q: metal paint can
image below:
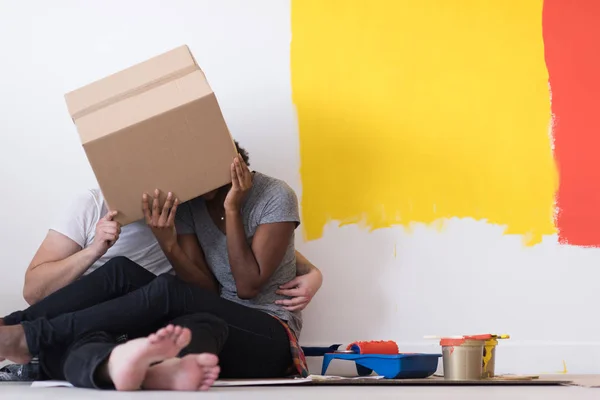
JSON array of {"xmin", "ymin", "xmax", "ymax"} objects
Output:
[
  {"xmin": 440, "ymin": 338, "xmax": 485, "ymax": 381},
  {"xmin": 482, "ymin": 338, "xmax": 498, "ymax": 378}
]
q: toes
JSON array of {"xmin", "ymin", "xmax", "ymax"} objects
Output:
[
  {"xmin": 196, "ymin": 353, "xmax": 219, "ymax": 367},
  {"xmin": 199, "ymin": 380, "xmax": 216, "ymax": 391},
  {"xmin": 175, "ymin": 328, "xmax": 192, "ymax": 348},
  {"xmin": 199, "ymin": 372, "xmax": 219, "ymax": 391},
  {"xmin": 171, "ymin": 325, "xmax": 183, "ymax": 341},
  {"xmin": 203, "ymin": 366, "xmax": 220, "ymax": 381},
  {"xmin": 173, "ymin": 325, "xmax": 182, "ymax": 335},
  {"xmin": 155, "ymin": 328, "xmax": 168, "ymax": 339},
  {"xmin": 202, "ymin": 366, "xmax": 220, "ymax": 377},
  {"xmin": 157, "ymin": 324, "xmax": 176, "ymax": 338}
]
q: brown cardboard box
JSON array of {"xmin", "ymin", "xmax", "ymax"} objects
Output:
[{"xmin": 65, "ymin": 45, "xmax": 237, "ymax": 225}]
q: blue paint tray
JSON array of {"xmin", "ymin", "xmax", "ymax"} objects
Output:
[{"xmin": 321, "ymin": 353, "xmax": 441, "ymax": 379}]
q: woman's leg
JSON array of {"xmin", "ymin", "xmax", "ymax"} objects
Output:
[
  {"xmin": 2, "ymin": 257, "xmax": 156, "ymax": 325},
  {"xmin": 164, "ymin": 312, "xmax": 290, "ymax": 378},
  {"xmin": 142, "ymin": 354, "xmax": 220, "ymax": 391},
  {"xmin": 168, "ymin": 313, "xmax": 229, "ymax": 357},
  {"xmin": 1, "ymin": 274, "xmax": 292, "ymax": 375},
  {"xmin": 63, "ymin": 325, "xmax": 219, "ymax": 391},
  {"xmin": 54, "ymin": 331, "xmax": 119, "ymax": 386},
  {"xmin": 218, "ymin": 316, "xmax": 292, "ymax": 378},
  {"xmin": 63, "ymin": 326, "xmax": 186, "ymax": 390}
]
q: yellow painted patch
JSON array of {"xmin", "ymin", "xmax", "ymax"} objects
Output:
[{"xmin": 291, "ymin": 0, "xmax": 558, "ymax": 244}]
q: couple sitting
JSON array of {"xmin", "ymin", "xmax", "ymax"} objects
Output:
[{"xmin": 0, "ymin": 142, "xmax": 322, "ymax": 390}]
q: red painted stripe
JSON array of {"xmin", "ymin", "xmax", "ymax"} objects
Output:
[{"xmin": 544, "ymin": 0, "xmax": 600, "ymax": 246}]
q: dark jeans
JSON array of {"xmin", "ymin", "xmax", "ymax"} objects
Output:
[
  {"xmin": 6, "ymin": 256, "xmax": 292, "ymax": 381},
  {"xmin": 62, "ymin": 313, "xmax": 229, "ymax": 389},
  {"xmin": 3, "ymin": 256, "xmax": 158, "ymax": 380},
  {"xmin": 4, "ymin": 256, "xmax": 157, "ymax": 326}
]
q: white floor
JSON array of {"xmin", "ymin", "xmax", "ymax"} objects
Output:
[{"xmin": 1, "ymin": 382, "xmax": 599, "ymax": 400}]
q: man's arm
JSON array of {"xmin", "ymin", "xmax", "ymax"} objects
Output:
[
  {"xmin": 295, "ymin": 250, "xmax": 321, "ymax": 276},
  {"xmin": 23, "ymin": 231, "xmax": 101, "ymax": 304},
  {"xmin": 274, "ymin": 250, "xmax": 323, "ymax": 311},
  {"xmin": 24, "ymin": 210, "xmax": 120, "ymax": 305}
]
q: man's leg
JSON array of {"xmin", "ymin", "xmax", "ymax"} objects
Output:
[
  {"xmin": 3, "ymin": 256, "xmax": 156, "ymax": 326},
  {"xmin": 8, "ymin": 274, "xmax": 203, "ymax": 357},
  {"xmin": 2, "ymin": 274, "xmax": 291, "ymax": 376},
  {"xmin": 0, "ymin": 360, "xmax": 39, "ymax": 381}
]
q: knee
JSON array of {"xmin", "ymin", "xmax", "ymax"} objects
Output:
[
  {"xmin": 144, "ymin": 274, "xmax": 180, "ymax": 299},
  {"xmin": 97, "ymin": 256, "xmax": 134, "ymax": 273},
  {"xmin": 98, "ymin": 256, "xmax": 147, "ymax": 277},
  {"xmin": 152, "ymin": 273, "xmax": 179, "ymax": 289},
  {"xmin": 170, "ymin": 313, "xmax": 228, "ymax": 332}
]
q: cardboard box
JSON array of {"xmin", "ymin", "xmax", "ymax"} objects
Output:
[{"xmin": 65, "ymin": 45, "xmax": 237, "ymax": 225}]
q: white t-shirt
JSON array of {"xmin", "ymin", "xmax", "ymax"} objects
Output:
[{"xmin": 50, "ymin": 188, "xmax": 172, "ymax": 275}]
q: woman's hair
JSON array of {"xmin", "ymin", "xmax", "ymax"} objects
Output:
[{"xmin": 234, "ymin": 140, "xmax": 250, "ymax": 167}]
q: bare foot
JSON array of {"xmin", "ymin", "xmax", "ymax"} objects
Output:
[
  {"xmin": 143, "ymin": 353, "xmax": 220, "ymax": 391},
  {"xmin": 106, "ymin": 324, "xmax": 191, "ymax": 391},
  {"xmin": 0, "ymin": 325, "xmax": 31, "ymax": 364}
]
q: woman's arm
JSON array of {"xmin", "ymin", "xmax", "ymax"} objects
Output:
[
  {"xmin": 142, "ymin": 190, "xmax": 219, "ymax": 293},
  {"xmin": 162, "ymin": 234, "xmax": 219, "ymax": 293},
  {"xmin": 225, "ymin": 209, "xmax": 295, "ymax": 299},
  {"xmin": 224, "ymin": 156, "xmax": 297, "ymax": 299}
]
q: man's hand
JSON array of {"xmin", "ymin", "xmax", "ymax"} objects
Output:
[
  {"xmin": 89, "ymin": 211, "xmax": 121, "ymax": 256},
  {"xmin": 275, "ymin": 268, "xmax": 323, "ymax": 312},
  {"xmin": 143, "ymin": 189, "xmax": 179, "ymax": 252}
]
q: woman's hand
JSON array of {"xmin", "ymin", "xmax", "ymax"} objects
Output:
[
  {"xmin": 275, "ymin": 268, "xmax": 323, "ymax": 312},
  {"xmin": 142, "ymin": 189, "xmax": 179, "ymax": 252},
  {"xmin": 224, "ymin": 155, "xmax": 253, "ymax": 213}
]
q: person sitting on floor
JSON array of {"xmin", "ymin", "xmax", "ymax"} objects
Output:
[
  {"xmin": 0, "ymin": 142, "xmax": 310, "ymax": 387},
  {"xmin": 0, "ymin": 164, "xmax": 322, "ymax": 381}
]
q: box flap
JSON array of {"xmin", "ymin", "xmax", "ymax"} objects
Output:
[
  {"xmin": 64, "ymin": 45, "xmax": 197, "ymax": 123},
  {"xmin": 74, "ymin": 70, "xmax": 213, "ymax": 144}
]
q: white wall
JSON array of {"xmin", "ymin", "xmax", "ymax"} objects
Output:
[{"xmin": 0, "ymin": 0, "xmax": 599, "ymax": 375}]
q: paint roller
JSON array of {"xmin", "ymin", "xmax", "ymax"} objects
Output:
[{"xmin": 344, "ymin": 340, "xmax": 399, "ymax": 355}]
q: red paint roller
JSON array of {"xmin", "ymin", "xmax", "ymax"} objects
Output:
[{"xmin": 346, "ymin": 340, "xmax": 399, "ymax": 355}]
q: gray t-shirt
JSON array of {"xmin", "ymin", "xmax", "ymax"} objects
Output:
[{"xmin": 175, "ymin": 172, "xmax": 302, "ymax": 338}]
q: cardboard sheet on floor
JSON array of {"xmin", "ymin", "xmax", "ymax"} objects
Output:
[
  {"xmin": 304, "ymin": 375, "xmax": 569, "ymax": 386},
  {"xmin": 31, "ymin": 375, "xmax": 588, "ymax": 388},
  {"xmin": 550, "ymin": 375, "xmax": 600, "ymax": 388},
  {"xmin": 31, "ymin": 377, "xmax": 313, "ymax": 388}
]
